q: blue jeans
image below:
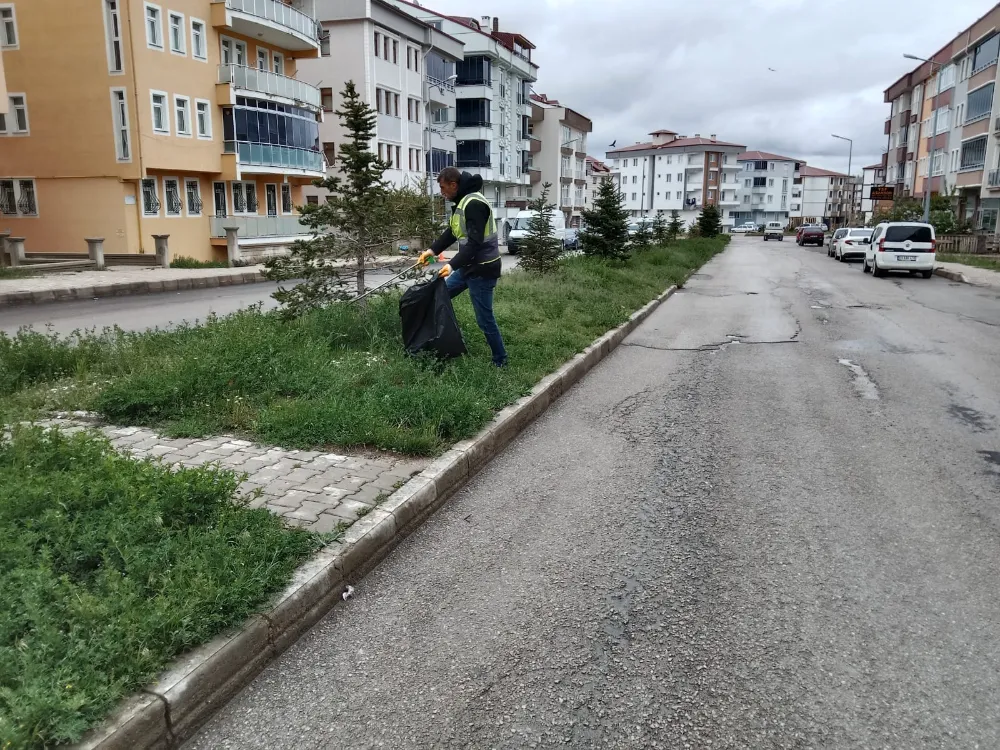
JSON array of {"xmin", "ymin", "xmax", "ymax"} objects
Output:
[{"xmin": 446, "ymin": 268, "xmax": 507, "ymax": 366}]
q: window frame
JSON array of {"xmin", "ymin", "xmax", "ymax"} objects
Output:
[
  {"xmin": 168, "ymin": 10, "xmax": 186, "ymax": 55},
  {"xmin": 110, "ymin": 87, "xmax": 132, "ymax": 162},
  {"xmin": 320, "ymin": 87, "xmax": 334, "ymax": 112},
  {"xmin": 0, "ymin": 179, "xmax": 38, "ymax": 218},
  {"xmin": 281, "ymin": 183, "xmax": 293, "ymax": 214},
  {"xmin": 264, "ymin": 182, "xmax": 279, "ymax": 217},
  {"xmin": 256, "ymin": 46, "xmax": 269, "ymax": 71},
  {"xmin": 195, "ymin": 98, "xmax": 212, "ymax": 139},
  {"xmin": 103, "ymin": 0, "xmax": 125, "ymax": 74},
  {"xmin": 232, "ymin": 180, "xmax": 259, "ymax": 215},
  {"xmin": 0, "ymin": 3, "xmax": 18, "ymax": 49},
  {"xmin": 162, "ymin": 176, "xmax": 183, "ymax": 217},
  {"xmin": 174, "ymin": 94, "xmax": 192, "ymax": 137},
  {"xmin": 190, "ymin": 18, "xmax": 207, "ymax": 61},
  {"xmin": 150, "ymin": 90, "xmax": 170, "ymax": 135},
  {"xmin": 272, "ymin": 51, "xmax": 284, "ymax": 76},
  {"xmin": 144, "ymin": 2, "xmax": 163, "ymax": 50},
  {"xmin": 185, "ymin": 178, "xmax": 203, "ymax": 216},
  {"xmin": 141, "ymin": 177, "xmax": 161, "ymax": 216},
  {"xmin": 7, "ymin": 93, "xmax": 29, "ymax": 135}
]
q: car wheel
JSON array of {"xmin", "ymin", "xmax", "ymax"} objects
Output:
[
  {"xmin": 872, "ymin": 257, "xmax": 885, "ymax": 277},
  {"xmin": 839, "ymin": 252, "xmax": 847, "ymax": 263},
  {"xmin": 779, "ymin": 236, "xmax": 784, "ymax": 241},
  {"xmin": 922, "ymin": 270, "xmax": 933, "ymax": 279},
  {"xmin": 862, "ymin": 256, "xmax": 870, "ymax": 273}
]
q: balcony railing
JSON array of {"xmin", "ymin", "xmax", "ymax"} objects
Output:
[
  {"xmin": 210, "ymin": 214, "xmax": 311, "ymax": 239},
  {"xmin": 219, "ymin": 64, "xmax": 321, "ymax": 109},
  {"xmin": 218, "ymin": 0, "xmax": 319, "ymax": 43},
  {"xmin": 454, "ymin": 120, "xmax": 492, "ymax": 128},
  {"xmin": 426, "ymin": 75, "xmax": 455, "ymax": 92},
  {"xmin": 225, "ymin": 141, "xmax": 325, "ymax": 173},
  {"xmin": 456, "ymin": 159, "xmax": 491, "ymax": 168}
]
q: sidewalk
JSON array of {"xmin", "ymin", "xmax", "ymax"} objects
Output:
[
  {"xmin": 0, "ymin": 255, "xmax": 410, "ymax": 307},
  {"xmin": 935, "ymin": 260, "xmax": 1000, "ymax": 288}
]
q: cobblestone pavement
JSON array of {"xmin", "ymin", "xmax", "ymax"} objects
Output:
[{"xmin": 37, "ymin": 417, "xmax": 426, "ymax": 533}]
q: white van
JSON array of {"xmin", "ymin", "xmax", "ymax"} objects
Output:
[
  {"xmin": 506, "ymin": 210, "xmax": 567, "ymax": 254},
  {"xmin": 763, "ymin": 221, "xmax": 785, "ymax": 241},
  {"xmin": 862, "ymin": 222, "xmax": 936, "ymax": 278}
]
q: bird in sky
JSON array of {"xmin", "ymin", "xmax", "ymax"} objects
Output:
[
  {"xmin": 609, "ymin": 139, "xmax": 617, "ymax": 147},
  {"xmin": 768, "ymin": 67, "xmax": 777, "ymax": 72}
]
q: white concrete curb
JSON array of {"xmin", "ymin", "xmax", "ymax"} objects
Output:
[{"xmin": 73, "ymin": 285, "xmax": 678, "ymax": 749}]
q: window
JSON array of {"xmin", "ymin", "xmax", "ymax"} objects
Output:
[
  {"xmin": 767, "ymin": 195, "xmax": 773, "ymax": 203},
  {"xmin": 174, "ymin": 95, "xmax": 191, "ymax": 136},
  {"xmin": 408, "ymin": 98, "xmax": 421, "ymax": 123},
  {"xmin": 141, "ymin": 178, "xmax": 160, "ymax": 215},
  {"xmin": 406, "ymin": 47, "xmax": 412, "ymax": 69},
  {"xmin": 306, "ymin": 195, "xmax": 319, "ymax": 206},
  {"xmin": 951, "ymin": 148, "xmax": 960, "ymax": 172},
  {"xmin": 965, "ymin": 83, "xmax": 994, "ymax": 124},
  {"xmin": 769, "ymin": 162, "xmax": 775, "ymax": 171},
  {"xmin": 163, "ymin": 178, "xmax": 182, "ymax": 216},
  {"xmin": 213, "ymin": 182, "xmax": 227, "ymax": 217},
  {"xmin": 191, "ymin": 18, "xmax": 206, "ymax": 60},
  {"xmin": 782, "ymin": 178, "xmax": 787, "ymax": 192},
  {"xmin": 220, "ymin": 37, "xmax": 246, "ymax": 66},
  {"xmin": 151, "ymin": 91, "xmax": 169, "ymax": 134},
  {"xmin": 709, "ymin": 154, "xmax": 717, "ymax": 164},
  {"xmin": 104, "ymin": 1, "xmax": 124, "ymax": 72},
  {"xmin": 321, "ymin": 87, "xmax": 333, "ymax": 112},
  {"xmin": 7, "ymin": 94, "xmax": 28, "ymax": 134},
  {"xmin": 145, "ymin": 3, "xmax": 162, "ymax": 49},
  {"xmin": 768, "ymin": 178, "xmax": 774, "ymax": 187},
  {"xmin": 374, "ymin": 31, "xmax": 380, "ymax": 57},
  {"xmin": 631, "ymin": 193, "xmax": 637, "ymax": 201},
  {"xmin": 195, "ymin": 99, "xmax": 212, "ymax": 138},
  {"xmin": 273, "ymin": 52, "xmax": 284, "ymax": 76},
  {"xmin": 320, "ymin": 30, "xmax": 330, "ymax": 56},
  {"xmin": 667, "ymin": 155, "xmax": 672, "ymax": 164},
  {"xmin": 972, "ymin": 34, "xmax": 999, "ymax": 74},
  {"xmin": 960, "ymin": 136, "xmax": 987, "ymax": 170},
  {"xmin": 110, "ymin": 88, "xmax": 130, "ymax": 161},
  {"xmin": 393, "ymin": 93, "xmax": 399, "ymax": 117},
  {"xmin": 413, "ymin": 50, "xmax": 419, "ymax": 73},
  {"xmin": 232, "ymin": 181, "xmax": 258, "ymax": 213},
  {"xmin": 743, "ymin": 195, "xmax": 750, "ymax": 204},
  {"xmin": 392, "ymin": 39, "xmax": 398, "ymax": 63},
  {"xmin": 168, "ymin": 12, "xmax": 185, "ymax": 54},
  {"xmin": 934, "ymin": 107, "xmax": 952, "ymax": 133},
  {"xmin": 633, "ymin": 159, "xmax": 638, "ymax": 167},
  {"xmin": 744, "ymin": 178, "xmax": 751, "ymax": 188},
  {"xmin": 932, "ymin": 149, "xmax": 945, "ymax": 176},
  {"xmin": 939, "ymin": 63, "xmax": 956, "ymax": 90},
  {"xmin": 383, "ymin": 36, "xmax": 390, "ymax": 60},
  {"xmin": 323, "ymin": 141, "xmax": 336, "ymax": 165},
  {"xmin": 0, "ymin": 179, "xmax": 36, "ymax": 217},
  {"xmin": 664, "ymin": 174, "xmax": 672, "ymax": 183},
  {"xmin": 677, "ymin": 173, "xmax": 682, "ymax": 181},
  {"xmin": 257, "ymin": 48, "xmax": 268, "ymax": 70},
  {"xmin": 632, "ymin": 175, "xmax": 637, "ymax": 184},
  {"xmin": 0, "ymin": 5, "xmax": 16, "ymax": 48},
  {"xmin": 281, "ymin": 184, "xmax": 292, "ymax": 213},
  {"xmin": 185, "ymin": 179, "xmax": 202, "ymax": 215}
]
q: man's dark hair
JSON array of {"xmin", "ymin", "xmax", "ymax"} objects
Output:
[{"xmin": 438, "ymin": 167, "xmax": 462, "ymax": 185}]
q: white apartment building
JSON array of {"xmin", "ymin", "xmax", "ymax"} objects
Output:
[
  {"xmin": 734, "ymin": 151, "xmax": 804, "ymax": 227},
  {"xmin": 382, "ymin": 4, "xmax": 537, "ymax": 231},
  {"xmin": 527, "ymin": 94, "xmax": 591, "ymax": 226},
  {"xmin": 793, "ymin": 166, "xmax": 852, "ymax": 226},
  {"xmin": 583, "ymin": 157, "xmax": 619, "ymax": 213},
  {"xmin": 606, "ymin": 130, "xmax": 745, "ymax": 228},
  {"xmin": 301, "ymin": 0, "xmax": 463, "ymax": 197}
]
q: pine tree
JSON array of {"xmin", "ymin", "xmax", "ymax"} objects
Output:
[
  {"xmin": 696, "ymin": 204, "xmax": 723, "ymax": 238},
  {"xmin": 666, "ymin": 210, "xmax": 684, "ymax": 243},
  {"xmin": 518, "ymin": 183, "xmax": 563, "ymax": 274},
  {"xmin": 265, "ymin": 81, "xmax": 435, "ymax": 314},
  {"xmin": 632, "ymin": 218, "xmax": 653, "ymax": 252},
  {"xmin": 651, "ymin": 212, "xmax": 668, "ymax": 246},
  {"xmin": 579, "ymin": 178, "xmax": 630, "ymax": 260}
]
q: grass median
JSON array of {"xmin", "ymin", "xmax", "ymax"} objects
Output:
[
  {"xmin": 0, "ymin": 426, "xmax": 319, "ymax": 749},
  {"xmin": 0, "ymin": 238, "xmax": 727, "ymax": 456}
]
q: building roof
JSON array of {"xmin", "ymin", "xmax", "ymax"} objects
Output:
[
  {"xmin": 800, "ymin": 165, "xmax": 849, "ymax": 178},
  {"xmin": 737, "ymin": 150, "xmax": 801, "ymax": 162},
  {"xmin": 586, "ymin": 156, "xmax": 612, "ymax": 173},
  {"xmin": 608, "ymin": 136, "xmax": 744, "ymax": 155},
  {"xmin": 530, "ymin": 93, "xmax": 560, "ymax": 106},
  {"xmin": 649, "ymin": 129, "xmax": 678, "ymax": 135},
  {"xmin": 862, "ymin": 163, "xmax": 884, "ymax": 170}
]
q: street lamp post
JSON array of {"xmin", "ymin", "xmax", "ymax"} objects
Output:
[
  {"xmin": 832, "ymin": 134, "xmax": 853, "ymax": 225},
  {"xmin": 904, "ymin": 53, "xmax": 943, "ymax": 223}
]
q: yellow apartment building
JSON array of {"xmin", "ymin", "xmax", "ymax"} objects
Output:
[{"xmin": 0, "ymin": 0, "xmax": 325, "ymax": 262}]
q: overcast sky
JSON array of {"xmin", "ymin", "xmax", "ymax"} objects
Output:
[{"xmin": 426, "ymin": 0, "xmax": 991, "ymax": 175}]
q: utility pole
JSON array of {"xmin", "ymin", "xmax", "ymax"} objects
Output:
[{"xmin": 832, "ymin": 134, "xmax": 852, "ymax": 225}]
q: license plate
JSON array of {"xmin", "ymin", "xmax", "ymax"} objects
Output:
[{"xmin": 897, "ymin": 255, "xmax": 916, "ymax": 261}]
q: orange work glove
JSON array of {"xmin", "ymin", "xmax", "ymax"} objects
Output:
[
  {"xmin": 417, "ymin": 250, "xmax": 435, "ymax": 265},
  {"xmin": 438, "ymin": 263, "xmax": 452, "ymax": 278}
]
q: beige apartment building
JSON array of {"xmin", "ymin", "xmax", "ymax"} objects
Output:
[
  {"xmin": 527, "ymin": 93, "xmax": 591, "ymax": 227},
  {"xmin": 0, "ymin": 0, "xmax": 325, "ymax": 261},
  {"xmin": 883, "ymin": 2, "xmax": 1000, "ymax": 230}
]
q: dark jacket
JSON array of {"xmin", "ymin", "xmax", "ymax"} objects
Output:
[{"xmin": 431, "ymin": 172, "xmax": 500, "ymax": 280}]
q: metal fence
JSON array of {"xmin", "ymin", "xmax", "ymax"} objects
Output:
[
  {"xmin": 221, "ymin": 0, "xmax": 319, "ymax": 42},
  {"xmin": 219, "ymin": 64, "xmax": 321, "ymax": 109}
]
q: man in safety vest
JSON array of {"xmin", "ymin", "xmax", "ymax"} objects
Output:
[{"xmin": 419, "ymin": 167, "xmax": 507, "ymax": 367}]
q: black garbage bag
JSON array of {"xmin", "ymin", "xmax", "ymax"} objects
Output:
[{"xmin": 399, "ymin": 277, "xmax": 467, "ymax": 359}]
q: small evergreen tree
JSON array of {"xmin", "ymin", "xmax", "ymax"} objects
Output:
[
  {"xmin": 579, "ymin": 178, "xmax": 630, "ymax": 260},
  {"xmin": 651, "ymin": 212, "xmax": 668, "ymax": 246},
  {"xmin": 696, "ymin": 204, "xmax": 723, "ymax": 238},
  {"xmin": 666, "ymin": 210, "xmax": 684, "ymax": 243},
  {"xmin": 519, "ymin": 183, "xmax": 562, "ymax": 274},
  {"xmin": 632, "ymin": 218, "xmax": 653, "ymax": 252},
  {"xmin": 265, "ymin": 81, "xmax": 434, "ymax": 314}
]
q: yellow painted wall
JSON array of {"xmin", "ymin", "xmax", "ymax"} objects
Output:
[{"xmin": 0, "ymin": 48, "xmax": 7, "ymax": 112}]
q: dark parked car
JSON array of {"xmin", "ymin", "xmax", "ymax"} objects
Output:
[
  {"xmin": 797, "ymin": 226, "xmax": 825, "ymax": 247},
  {"xmin": 564, "ymin": 228, "xmax": 579, "ymax": 251}
]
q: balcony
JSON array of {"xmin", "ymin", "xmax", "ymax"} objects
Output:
[
  {"xmin": 210, "ymin": 214, "xmax": 312, "ymax": 241},
  {"xmin": 454, "ymin": 122, "xmax": 492, "ymax": 142},
  {"xmin": 425, "ymin": 76, "xmax": 456, "ymax": 108},
  {"xmin": 217, "ymin": 64, "xmax": 321, "ymax": 111},
  {"xmin": 224, "ymin": 141, "xmax": 325, "ymax": 177},
  {"xmin": 211, "ymin": 0, "xmax": 319, "ymax": 52}
]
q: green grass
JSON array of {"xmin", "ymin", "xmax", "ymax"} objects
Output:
[
  {"xmin": 169, "ymin": 256, "xmax": 231, "ymax": 269},
  {"xmin": 0, "ymin": 238, "xmax": 727, "ymax": 456},
  {"xmin": 936, "ymin": 253, "xmax": 1000, "ymax": 273},
  {"xmin": 0, "ymin": 426, "xmax": 319, "ymax": 749},
  {"xmin": 0, "ymin": 267, "xmax": 32, "ymax": 279}
]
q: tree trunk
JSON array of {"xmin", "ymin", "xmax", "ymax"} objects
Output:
[{"xmin": 355, "ymin": 251, "xmax": 367, "ymax": 309}]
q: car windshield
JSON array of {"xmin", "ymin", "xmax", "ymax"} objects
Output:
[
  {"xmin": 848, "ymin": 230, "xmax": 872, "ymax": 238},
  {"xmin": 885, "ymin": 225, "xmax": 933, "ymax": 243},
  {"xmin": 511, "ymin": 217, "xmax": 534, "ymax": 230}
]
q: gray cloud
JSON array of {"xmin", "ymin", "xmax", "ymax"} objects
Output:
[{"xmin": 426, "ymin": 0, "xmax": 988, "ymax": 174}]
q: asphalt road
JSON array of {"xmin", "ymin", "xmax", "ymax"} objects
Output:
[
  {"xmin": 183, "ymin": 234, "xmax": 1000, "ymax": 749},
  {"xmin": 0, "ymin": 255, "xmax": 520, "ymax": 336}
]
